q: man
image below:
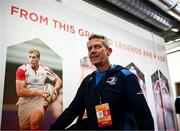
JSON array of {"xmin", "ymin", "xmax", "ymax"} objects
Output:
[
  {"xmin": 175, "ymin": 96, "xmax": 180, "ymax": 113},
  {"xmin": 49, "ymin": 34, "xmax": 154, "ymax": 130},
  {"xmin": 16, "ymin": 49, "xmax": 62, "ymax": 130}
]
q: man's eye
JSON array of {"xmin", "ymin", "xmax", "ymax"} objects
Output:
[
  {"xmin": 94, "ymin": 45, "xmax": 101, "ymax": 49},
  {"xmin": 88, "ymin": 47, "xmax": 92, "ymax": 52}
]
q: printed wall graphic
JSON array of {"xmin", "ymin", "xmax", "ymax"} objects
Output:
[
  {"xmin": 151, "ymin": 70, "xmax": 176, "ymax": 131},
  {"xmin": 1, "ymin": 38, "xmax": 63, "ymax": 130},
  {"xmin": 126, "ymin": 63, "xmax": 147, "ymax": 100},
  {"xmin": 80, "ymin": 56, "xmax": 95, "ymax": 80}
]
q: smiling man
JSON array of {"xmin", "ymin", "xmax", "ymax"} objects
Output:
[{"xmin": 49, "ymin": 34, "xmax": 154, "ymax": 130}]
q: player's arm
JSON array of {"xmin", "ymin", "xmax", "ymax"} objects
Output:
[
  {"xmin": 16, "ymin": 79, "xmax": 46, "ymax": 97},
  {"xmin": 53, "ymin": 73, "xmax": 62, "ymax": 92},
  {"xmin": 47, "ymin": 67, "xmax": 62, "ymax": 92}
]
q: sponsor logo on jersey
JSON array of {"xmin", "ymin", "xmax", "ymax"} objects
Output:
[{"xmin": 33, "ymin": 79, "xmax": 39, "ymax": 83}]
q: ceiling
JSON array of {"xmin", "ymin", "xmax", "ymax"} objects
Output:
[{"xmin": 83, "ymin": 0, "xmax": 180, "ymax": 43}]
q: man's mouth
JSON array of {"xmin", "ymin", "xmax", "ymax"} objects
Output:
[
  {"xmin": 90, "ymin": 55, "xmax": 98, "ymax": 61},
  {"xmin": 30, "ymin": 63, "xmax": 34, "ymax": 67}
]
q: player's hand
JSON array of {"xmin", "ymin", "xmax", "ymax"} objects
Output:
[
  {"xmin": 42, "ymin": 91, "xmax": 49, "ymax": 99},
  {"xmin": 43, "ymin": 101, "xmax": 49, "ymax": 110},
  {"xmin": 53, "ymin": 88, "xmax": 58, "ymax": 96}
]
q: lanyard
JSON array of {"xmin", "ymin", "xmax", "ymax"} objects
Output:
[{"xmin": 97, "ymin": 71, "xmax": 110, "ymax": 104}]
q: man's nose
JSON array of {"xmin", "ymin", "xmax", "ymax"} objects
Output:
[
  {"xmin": 90, "ymin": 47, "xmax": 96, "ymax": 53},
  {"xmin": 29, "ymin": 57, "xmax": 33, "ymax": 61}
]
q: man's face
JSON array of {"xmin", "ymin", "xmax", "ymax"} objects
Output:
[
  {"xmin": 28, "ymin": 53, "xmax": 40, "ymax": 68},
  {"xmin": 87, "ymin": 38, "xmax": 111, "ymax": 67}
]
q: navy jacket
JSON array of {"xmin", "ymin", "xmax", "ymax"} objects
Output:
[
  {"xmin": 175, "ymin": 96, "xmax": 180, "ymax": 113},
  {"xmin": 49, "ymin": 65, "xmax": 154, "ymax": 130}
]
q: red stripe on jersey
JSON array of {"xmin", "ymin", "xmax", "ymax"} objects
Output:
[
  {"xmin": 16, "ymin": 68, "xmax": 26, "ymax": 80},
  {"xmin": 44, "ymin": 66, "xmax": 55, "ymax": 78},
  {"xmin": 47, "ymin": 72, "xmax": 55, "ymax": 78},
  {"xmin": 44, "ymin": 66, "xmax": 50, "ymax": 72}
]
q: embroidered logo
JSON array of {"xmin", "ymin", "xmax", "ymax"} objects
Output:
[
  {"xmin": 89, "ymin": 77, "xmax": 93, "ymax": 80},
  {"xmin": 137, "ymin": 91, "xmax": 144, "ymax": 95},
  {"xmin": 106, "ymin": 77, "xmax": 117, "ymax": 85}
]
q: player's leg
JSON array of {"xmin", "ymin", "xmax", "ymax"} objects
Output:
[
  {"xmin": 18, "ymin": 104, "xmax": 31, "ymax": 130},
  {"xmin": 30, "ymin": 106, "xmax": 45, "ymax": 130},
  {"xmin": 19, "ymin": 124, "xmax": 30, "ymax": 131}
]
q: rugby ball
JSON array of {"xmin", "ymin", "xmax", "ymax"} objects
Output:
[{"xmin": 44, "ymin": 83, "xmax": 57, "ymax": 103}]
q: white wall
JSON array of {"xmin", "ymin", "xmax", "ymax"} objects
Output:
[
  {"xmin": 166, "ymin": 40, "xmax": 180, "ymax": 129},
  {"xmin": 166, "ymin": 40, "xmax": 180, "ymax": 99}
]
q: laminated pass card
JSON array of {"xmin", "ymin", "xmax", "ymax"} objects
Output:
[{"xmin": 95, "ymin": 103, "xmax": 112, "ymax": 127}]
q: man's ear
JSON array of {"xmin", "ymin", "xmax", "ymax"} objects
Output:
[{"xmin": 107, "ymin": 48, "xmax": 112, "ymax": 56}]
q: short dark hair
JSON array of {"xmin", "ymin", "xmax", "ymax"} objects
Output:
[{"xmin": 88, "ymin": 34, "xmax": 110, "ymax": 48}]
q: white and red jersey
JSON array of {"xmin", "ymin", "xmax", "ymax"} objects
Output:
[{"xmin": 16, "ymin": 63, "xmax": 55, "ymax": 89}]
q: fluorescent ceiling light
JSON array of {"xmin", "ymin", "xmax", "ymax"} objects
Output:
[{"xmin": 171, "ymin": 28, "xmax": 179, "ymax": 32}]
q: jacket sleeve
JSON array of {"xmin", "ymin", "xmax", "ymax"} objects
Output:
[
  {"xmin": 49, "ymin": 77, "xmax": 88, "ymax": 130},
  {"xmin": 124, "ymin": 73, "xmax": 154, "ymax": 130}
]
